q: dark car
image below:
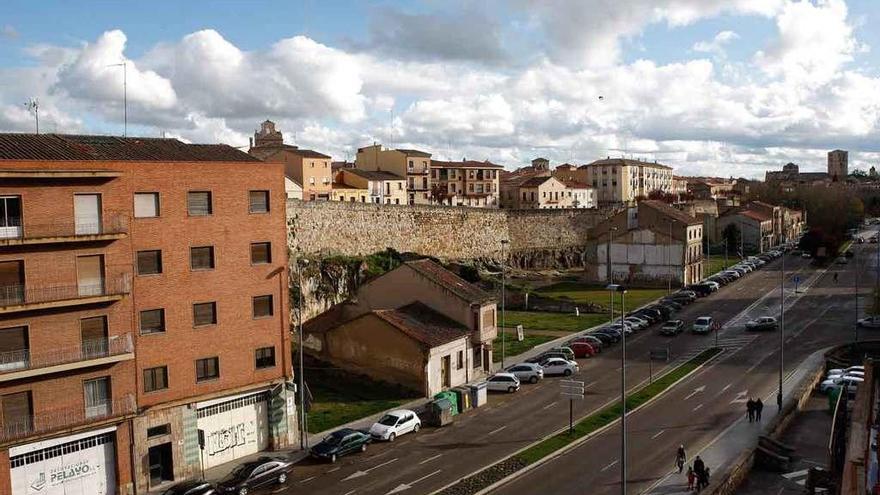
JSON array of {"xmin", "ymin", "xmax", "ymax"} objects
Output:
[
  {"xmin": 648, "ymin": 304, "xmax": 673, "ymax": 319},
  {"xmin": 660, "ymin": 299, "xmax": 683, "ymax": 310},
  {"xmin": 310, "ymin": 428, "xmax": 372, "ymax": 463},
  {"xmin": 660, "ymin": 320, "xmax": 685, "ymax": 336},
  {"xmin": 216, "ymin": 457, "xmax": 292, "ymax": 495},
  {"xmin": 687, "ymin": 284, "xmax": 713, "ymax": 297},
  {"xmin": 635, "ymin": 308, "xmax": 662, "ymax": 322},
  {"xmin": 162, "ymin": 481, "xmax": 217, "ymax": 495},
  {"xmin": 589, "ymin": 331, "xmax": 616, "ymax": 344}
]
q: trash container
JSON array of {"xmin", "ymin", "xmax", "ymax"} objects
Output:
[
  {"xmin": 469, "ymin": 382, "xmax": 488, "ymax": 408},
  {"xmin": 452, "ymin": 387, "xmax": 471, "ymax": 412},
  {"xmin": 429, "ymin": 399, "xmax": 454, "ymax": 427},
  {"xmin": 433, "ymin": 391, "xmax": 459, "ymax": 415}
]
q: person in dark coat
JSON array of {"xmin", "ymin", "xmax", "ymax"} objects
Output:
[
  {"xmin": 755, "ymin": 398, "xmax": 764, "ymax": 421},
  {"xmin": 693, "ymin": 456, "xmax": 707, "ymax": 491},
  {"xmin": 746, "ymin": 398, "xmax": 755, "ymax": 422}
]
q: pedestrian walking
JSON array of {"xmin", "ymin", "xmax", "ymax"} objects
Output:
[
  {"xmin": 702, "ymin": 467, "xmax": 711, "ymax": 489},
  {"xmin": 675, "ymin": 444, "xmax": 687, "ymax": 473},
  {"xmin": 687, "ymin": 466, "xmax": 695, "ymax": 490},
  {"xmin": 755, "ymin": 398, "xmax": 764, "ymax": 421},
  {"xmin": 834, "ymin": 272, "xmax": 839, "ymax": 283},
  {"xmin": 693, "ymin": 456, "xmax": 706, "ymax": 492},
  {"xmin": 746, "ymin": 398, "xmax": 755, "ymax": 423}
]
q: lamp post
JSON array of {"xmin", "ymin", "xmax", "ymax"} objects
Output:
[
  {"xmin": 297, "ymin": 258, "xmax": 309, "ymax": 449},
  {"xmin": 607, "ymin": 283, "xmax": 628, "ymax": 495},
  {"xmin": 667, "ymin": 219, "xmax": 674, "ymax": 294},
  {"xmin": 778, "ymin": 249, "xmax": 784, "ymax": 410},
  {"xmin": 609, "ymin": 226, "xmax": 618, "ymax": 322},
  {"xmin": 501, "ymin": 239, "xmax": 509, "ymax": 368}
]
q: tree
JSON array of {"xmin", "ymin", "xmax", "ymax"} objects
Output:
[
  {"xmin": 851, "ymin": 169, "xmax": 868, "ymax": 178},
  {"xmin": 722, "ymin": 224, "xmax": 741, "ymax": 255}
]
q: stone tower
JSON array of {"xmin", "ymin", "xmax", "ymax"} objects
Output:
[{"xmin": 253, "ymin": 120, "xmax": 283, "ymax": 148}]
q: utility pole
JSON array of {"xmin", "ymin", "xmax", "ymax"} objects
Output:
[
  {"xmin": 297, "ymin": 258, "xmax": 309, "ymax": 449},
  {"xmin": 778, "ymin": 252, "xmax": 784, "ymax": 410},
  {"xmin": 723, "ymin": 238, "xmax": 728, "ymax": 270},
  {"xmin": 501, "ymin": 239, "xmax": 509, "ymax": 368},
  {"xmin": 609, "ymin": 226, "xmax": 618, "ymax": 320},
  {"xmin": 855, "ymin": 251, "xmax": 860, "ymax": 344},
  {"xmin": 667, "ymin": 219, "xmax": 674, "ymax": 294}
]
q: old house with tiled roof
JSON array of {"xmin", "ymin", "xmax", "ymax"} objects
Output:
[
  {"xmin": 248, "ymin": 120, "xmax": 333, "ymax": 201},
  {"xmin": 429, "ymin": 159, "xmax": 503, "ymax": 208},
  {"xmin": 356, "ymin": 144, "xmax": 433, "ymax": 205}
]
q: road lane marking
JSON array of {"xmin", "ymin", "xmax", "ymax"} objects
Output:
[
  {"xmin": 299, "ymin": 476, "xmax": 316, "ymax": 483},
  {"xmin": 344, "ymin": 491, "xmax": 357, "ymax": 495},
  {"xmin": 488, "ymin": 425, "xmax": 507, "ymax": 436},
  {"xmin": 652, "ymin": 430, "xmax": 665, "ymax": 439},
  {"xmin": 542, "ymin": 401, "xmax": 558, "ymax": 410},
  {"xmin": 386, "ymin": 470, "xmax": 443, "ymax": 494},
  {"xmin": 692, "ymin": 403, "xmax": 703, "ymax": 412},
  {"xmin": 327, "ymin": 467, "xmax": 341, "ymax": 473},
  {"xmin": 585, "ymin": 381, "xmax": 597, "ymax": 388},
  {"xmin": 419, "ymin": 454, "xmax": 443, "ymax": 465},
  {"xmin": 343, "ymin": 458, "xmax": 399, "ymax": 481},
  {"xmin": 782, "ymin": 468, "xmax": 810, "ymax": 479},
  {"xmin": 684, "ymin": 385, "xmax": 706, "ymax": 400},
  {"xmin": 601, "ymin": 460, "xmax": 619, "ymax": 472}
]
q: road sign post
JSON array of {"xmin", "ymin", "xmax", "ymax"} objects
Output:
[
  {"xmin": 560, "ymin": 379, "xmax": 585, "ymax": 435},
  {"xmin": 793, "ymin": 274, "xmax": 800, "ymax": 294},
  {"xmin": 516, "ymin": 324, "xmax": 524, "ymax": 342},
  {"xmin": 648, "ymin": 348, "xmax": 670, "ymax": 384}
]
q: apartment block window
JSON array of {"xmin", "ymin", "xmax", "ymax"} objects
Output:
[
  {"xmin": 190, "ymin": 246, "xmax": 215, "ymax": 270},
  {"xmin": 0, "ymin": 196, "xmax": 22, "ymax": 239},
  {"xmin": 147, "ymin": 424, "xmax": 170, "ymax": 438},
  {"xmin": 187, "ymin": 191, "xmax": 212, "ymax": 216},
  {"xmin": 140, "ymin": 309, "xmax": 165, "ymax": 335},
  {"xmin": 136, "ymin": 250, "xmax": 162, "ymax": 275},
  {"xmin": 309, "ymin": 177, "xmax": 315, "ymax": 185},
  {"xmin": 84, "ymin": 377, "xmax": 111, "ymax": 418},
  {"xmin": 252, "ymin": 295, "xmax": 274, "ymax": 318},
  {"xmin": 80, "ymin": 316, "xmax": 108, "ymax": 358},
  {"xmin": 250, "ymin": 242, "xmax": 272, "ymax": 264},
  {"xmin": 255, "ymin": 347, "xmax": 276, "ymax": 369},
  {"xmin": 249, "ymin": 190, "xmax": 270, "ymax": 213},
  {"xmin": 134, "ymin": 193, "xmax": 160, "ymax": 218},
  {"xmin": 457, "ymin": 350, "xmax": 464, "ymax": 370},
  {"xmin": 196, "ymin": 357, "xmax": 219, "ymax": 382},
  {"xmin": 143, "ymin": 366, "xmax": 168, "ymax": 392},
  {"xmin": 0, "ymin": 326, "xmax": 27, "ymax": 370},
  {"xmin": 2, "ymin": 391, "xmax": 32, "ymax": 434},
  {"xmin": 193, "ymin": 302, "xmax": 217, "ymax": 327}
]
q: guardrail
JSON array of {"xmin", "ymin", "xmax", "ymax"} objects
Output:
[
  {"xmin": 0, "ymin": 273, "xmax": 132, "ymax": 307},
  {"xmin": 0, "ymin": 333, "xmax": 133, "ymax": 374},
  {"xmin": 0, "ymin": 213, "xmax": 128, "ymax": 241}
]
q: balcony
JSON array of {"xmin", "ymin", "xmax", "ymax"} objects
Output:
[
  {"xmin": 407, "ymin": 167, "xmax": 430, "ymax": 175},
  {"xmin": 0, "ymin": 334, "xmax": 134, "ymax": 383},
  {"xmin": 0, "ymin": 274, "xmax": 131, "ymax": 315},
  {"xmin": 0, "ymin": 214, "xmax": 128, "ymax": 247},
  {"xmin": 0, "ymin": 394, "xmax": 136, "ymax": 443}
]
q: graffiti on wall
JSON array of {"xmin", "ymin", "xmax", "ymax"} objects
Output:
[{"xmin": 206, "ymin": 421, "xmax": 256, "ymax": 456}]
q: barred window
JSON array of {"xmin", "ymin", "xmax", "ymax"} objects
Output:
[{"xmin": 255, "ymin": 347, "xmax": 276, "ymax": 369}]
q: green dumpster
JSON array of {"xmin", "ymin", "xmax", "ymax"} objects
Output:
[{"xmin": 433, "ymin": 390, "xmax": 459, "ymax": 415}]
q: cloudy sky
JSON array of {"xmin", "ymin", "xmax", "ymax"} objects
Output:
[{"xmin": 1, "ymin": 0, "xmax": 879, "ymax": 178}]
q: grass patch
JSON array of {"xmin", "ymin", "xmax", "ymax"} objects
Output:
[
  {"xmin": 705, "ymin": 255, "xmax": 731, "ymax": 277},
  {"xmin": 503, "ymin": 310, "xmax": 609, "ymax": 333},
  {"xmin": 493, "ymin": 334, "xmax": 557, "ymax": 362},
  {"xmin": 305, "ymin": 361, "xmax": 421, "ymax": 434},
  {"xmin": 516, "ymin": 347, "xmax": 722, "ymax": 465},
  {"xmin": 535, "ymin": 282, "xmax": 667, "ymax": 311}
]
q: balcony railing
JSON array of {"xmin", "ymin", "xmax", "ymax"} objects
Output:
[
  {"xmin": 0, "ymin": 214, "xmax": 128, "ymax": 244},
  {"xmin": 0, "ymin": 274, "xmax": 132, "ymax": 310},
  {"xmin": 0, "ymin": 394, "xmax": 136, "ymax": 443},
  {"xmin": 0, "ymin": 333, "xmax": 133, "ymax": 375}
]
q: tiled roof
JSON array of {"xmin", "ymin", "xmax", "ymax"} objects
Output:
[
  {"xmin": 250, "ymin": 144, "xmax": 331, "ymax": 159},
  {"xmin": 287, "ymin": 148, "xmax": 331, "ymax": 159},
  {"xmin": 395, "ymin": 148, "xmax": 432, "ymax": 157},
  {"xmin": 562, "ymin": 179, "xmax": 592, "ymax": 189},
  {"xmin": 739, "ymin": 209, "xmax": 771, "ymax": 222},
  {"xmin": 374, "ymin": 302, "xmax": 471, "ymax": 348},
  {"xmin": 430, "ymin": 159, "xmax": 505, "ymax": 169},
  {"xmin": 519, "ymin": 176, "xmax": 555, "ymax": 188},
  {"xmin": 641, "ymin": 200, "xmax": 702, "ymax": 225},
  {"xmin": 555, "ymin": 163, "xmax": 576, "ymax": 170},
  {"xmin": 405, "ymin": 259, "xmax": 495, "ymax": 305},
  {"xmin": 0, "ymin": 133, "xmax": 260, "ymax": 162},
  {"xmin": 345, "ymin": 168, "xmax": 404, "ymax": 181},
  {"xmin": 582, "ymin": 158, "xmax": 673, "ymax": 170}
]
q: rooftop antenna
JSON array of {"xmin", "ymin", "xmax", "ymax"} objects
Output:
[
  {"xmin": 24, "ymin": 98, "xmax": 38, "ymax": 134},
  {"xmin": 107, "ymin": 61, "xmax": 127, "ymax": 137},
  {"xmin": 389, "ymin": 108, "xmax": 394, "ymax": 149}
]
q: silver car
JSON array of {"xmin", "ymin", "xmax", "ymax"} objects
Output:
[{"xmin": 507, "ymin": 363, "xmax": 544, "ymax": 384}]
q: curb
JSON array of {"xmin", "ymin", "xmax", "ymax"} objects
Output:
[{"xmin": 429, "ymin": 346, "xmax": 724, "ymax": 495}]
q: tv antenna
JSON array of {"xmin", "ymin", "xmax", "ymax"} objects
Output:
[
  {"xmin": 24, "ymin": 98, "xmax": 39, "ymax": 133},
  {"xmin": 107, "ymin": 62, "xmax": 127, "ymax": 136}
]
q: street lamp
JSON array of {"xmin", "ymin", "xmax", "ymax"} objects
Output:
[
  {"xmin": 607, "ymin": 283, "xmax": 628, "ymax": 495},
  {"xmin": 666, "ymin": 219, "xmax": 674, "ymax": 294},
  {"xmin": 778, "ymin": 248, "xmax": 784, "ymax": 410},
  {"xmin": 297, "ymin": 258, "xmax": 309, "ymax": 449},
  {"xmin": 501, "ymin": 239, "xmax": 509, "ymax": 368},
  {"xmin": 609, "ymin": 226, "xmax": 619, "ymax": 322}
]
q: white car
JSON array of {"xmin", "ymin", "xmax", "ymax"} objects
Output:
[
  {"xmin": 369, "ymin": 409, "xmax": 421, "ymax": 442},
  {"xmin": 507, "ymin": 363, "xmax": 544, "ymax": 384},
  {"xmin": 703, "ymin": 281, "xmax": 720, "ymax": 291},
  {"xmin": 827, "ymin": 365, "xmax": 864, "ymax": 376},
  {"xmin": 486, "ymin": 373, "xmax": 520, "ymax": 393},
  {"xmin": 819, "ymin": 375, "xmax": 864, "ymax": 393},
  {"xmin": 858, "ymin": 316, "xmax": 880, "ymax": 328},
  {"xmin": 624, "ymin": 317, "xmax": 649, "ymax": 330},
  {"xmin": 692, "ymin": 316, "xmax": 714, "ymax": 335},
  {"xmin": 827, "ymin": 370, "xmax": 865, "ymax": 381},
  {"xmin": 541, "ymin": 357, "xmax": 578, "ymax": 376}
]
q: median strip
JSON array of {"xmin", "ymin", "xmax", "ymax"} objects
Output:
[{"xmin": 434, "ymin": 346, "xmax": 723, "ymax": 495}]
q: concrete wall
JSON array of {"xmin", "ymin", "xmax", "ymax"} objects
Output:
[{"xmin": 593, "ymin": 229, "xmax": 684, "ymax": 285}]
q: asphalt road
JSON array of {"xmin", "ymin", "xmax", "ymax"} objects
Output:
[
  {"xmin": 260, "ymin": 248, "xmax": 826, "ymax": 495},
  {"xmin": 491, "ymin": 237, "xmax": 870, "ymax": 495}
]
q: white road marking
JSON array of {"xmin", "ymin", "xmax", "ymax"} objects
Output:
[
  {"xmin": 652, "ymin": 430, "xmax": 665, "ymax": 439},
  {"xmin": 585, "ymin": 381, "xmax": 597, "ymax": 388},
  {"xmin": 299, "ymin": 476, "xmax": 316, "ymax": 483},
  {"xmin": 344, "ymin": 491, "xmax": 357, "ymax": 495},
  {"xmin": 419, "ymin": 454, "xmax": 443, "ymax": 465},
  {"xmin": 327, "ymin": 467, "xmax": 341, "ymax": 473},
  {"xmin": 692, "ymin": 403, "xmax": 703, "ymax": 412},
  {"xmin": 488, "ymin": 425, "xmax": 507, "ymax": 436},
  {"xmin": 385, "ymin": 470, "xmax": 443, "ymax": 494},
  {"xmin": 684, "ymin": 385, "xmax": 706, "ymax": 400},
  {"xmin": 782, "ymin": 468, "xmax": 810, "ymax": 479},
  {"xmin": 601, "ymin": 460, "xmax": 619, "ymax": 472},
  {"xmin": 543, "ymin": 401, "xmax": 558, "ymax": 410},
  {"xmin": 343, "ymin": 458, "xmax": 399, "ymax": 481},
  {"xmin": 721, "ymin": 384, "xmax": 732, "ymax": 393}
]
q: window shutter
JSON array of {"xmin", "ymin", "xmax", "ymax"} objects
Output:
[
  {"xmin": 0, "ymin": 326, "xmax": 27, "ymax": 354},
  {"xmin": 187, "ymin": 192, "xmax": 212, "ymax": 216}
]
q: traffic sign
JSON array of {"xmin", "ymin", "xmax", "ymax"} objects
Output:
[
  {"xmin": 516, "ymin": 325, "xmax": 524, "ymax": 342},
  {"xmin": 793, "ymin": 275, "xmax": 800, "ymax": 284}
]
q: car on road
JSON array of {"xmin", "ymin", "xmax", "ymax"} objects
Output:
[
  {"xmin": 688, "ymin": 284, "xmax": 713, "ymax": 297},
  {"xmin": 570, "ymin": 341, "xmax": 598, "ymax": 358},
  {"xmin": 624, "ymin": 316, "xmax": 649, "ymax": 330},
  {"xmin": 703, "ymin": 280, "xmax": 721, "ymax": 291},
  {"xmin": 570, "ymin": 335, "xmax": 605, "ymax": 350},
  {"xmin": 746, "ymin": 316, "xmax": 779, "ymax": 331},
  {"xmin": 692, "ymin": 316, "xmax": 714, "ymax": 335},
  {"xmin": 162, "ymin": 481, "xmax": 217, "ymax": 495},
  {"xmin": 588, "ymin": 331, "xmax": 617, "ymax": 345},
  {"xmin": 660, "ymin": 319, "xmax": 685, "ymax": 336},
  {"xmin": 827, "ymin": 365, "xmax": 865, "ymax": 376},
  {"xmin": 487, "ymin": 372, "xmax": 521, "ymax": 393},
  {"xmin": 369, "ymin": 409, "xmax": 421, "ymax": 442},
  {"xmin": 548, "ymin": 346, "xmax": 576, "ymax": 361},
  {"xmin": 507, "ymin": 363, "xmax": 544, "ymax": 383},
  {"xmin": 801, "ymin": 252, "xmax": 812, "ymax": 259},
  {"xmin": 607, "ymin": 322, "xmax": 634, "ymax": 335},
  {"xmin": 540, "ymin": 357, "xmax": 578, "ymax": 376},
  {"xmin": 527, "ymin": 350, "xmax": 573, "ymax": 364},
  {"xmin": 217, "ymin": 457, "xmax": 293, "ymax": 494},
  {"xmin": 310, "ymin": 429, "xmax": 372, "ymax": 463},
  {"xmin": 819, "ymin": 375, "xmax": 864, "ymax": 393},
  {"xmin": 857, "ymin": 316, "xmax": 880, "ymax": 328}
]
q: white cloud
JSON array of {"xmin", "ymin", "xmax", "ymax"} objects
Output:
[
  {"xmin": 693, "ymin": 30, "xmax": 740, "ymax": 56},
  {"xmin": 1, "ymin": 25, "xmax": 18, "ymax": 40}
]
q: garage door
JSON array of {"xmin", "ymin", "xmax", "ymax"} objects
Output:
[
  {"xmin": 10, "ymin": 431, "xmax": 116, "ymax": 495},
  {"xmin": 197, "ymin": 391, "xmax": 269, "ymax": 469}
]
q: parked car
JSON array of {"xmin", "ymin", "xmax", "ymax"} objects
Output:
[
  {"xmin": 624, "ymin": 316, "xmax": 649, "ymax": 330},
  {"xmin": 827, "ymin": 365, "xmax": 865, "ymax": 376},
  {"xmin": 692, "ymin": 316, "xmax": 714, "ymax": 335},
  {"xmin": 540, "ymin": 357, "xmax": 578, "ymax": 376},
  {"xmin": 827, "ymin": 370, "xmax": 865, "ymax": 380},
  {"xmin": 675, "ymin": 290, "xmax": 698, "ymax": 301},
  {"xmin": 635, "ymin": 308, "xmax": 663, "ymax": 322},
  {"xmin": 688, "ymin": 284, "xmax": 712, "ymax": 297},
  {"xmin": 548, "ymin": 346, "xmax": 576, "ymax": 361},
  {"xmin": 648, "ymin": 304, "xmax": 674, "ymax": 319},
  {"xmin": 589, "ymin": 331, "xmax": 617, "ymax": 344},
  {"xmin": 819, "ymin": 375, "xmax": 864, "ymax": 393},
  {"xmin": 606, "ymin": 322, "xmax": 634, "ymax": 335},
  {"xmin": 857, "ymin": 316, "xmax": 880, "ymax": 328},
  {"xmin": 660, "ymin": 320, "xmax": 685, "ymax": 336},
  {"xmin": 487, "ymin": 372, "xmax": 521, "ymax": 393},
  {"xmin": 703, "ymin": 281, "xmax": 721, "ymax": 291},
  {"xmin": 801, "ymin": 252, "xmax": 812, "ymax": 259},
  {"xmin": 527, "ymin": 351, "xmax": 572, "ymax": 364},
  {"xmin": 310, "ymin": 429, "xmax": 372, "ymax": 463},
  {"xmin": 570, "ymin": 335, "xmax": 605, "ymax": 350},
  {"xmin": 660, "ymin": 299, "xmax": 684, "ymax": 310},
  {"xmin": 369, "ymin": 409, "xmax": 421, "ymax": 442},
  {"xmin": 835, "ymin": 257, "xmax": 847, "ymax": 264},
  {"xmin": 217, "ymin": 457, "xmax": 293, "ymax": 493},
  {"xmin": 746, "ymin": 316, "xmax": 778, "ymax": 331},
  {"xmin": 570, "ymin": 341, "xmax": 598, "ymax": 358},
  {"xmin": 163, "ymin": 481, "xmax": 217, "ymax": 495},
  {"xmin": 508, "ymin": 363, "xmax": 545, "ymax": 383}
]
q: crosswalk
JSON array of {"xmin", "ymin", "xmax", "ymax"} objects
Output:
[
  {"xmin": 671, "ymin": 336, "xmax": 758, "ymax": 365},
  {"xmin": 781, "ymin": 467, "xmax": 828, "ymax": 492}
]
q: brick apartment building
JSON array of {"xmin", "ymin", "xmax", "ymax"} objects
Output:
[
  {"xmin": 0, "ymin": 134, "xmax": 295, "ymax": 495},
  {"xmin": 429, "ymin": 160, "xmax": 503, "ymax": 208}
]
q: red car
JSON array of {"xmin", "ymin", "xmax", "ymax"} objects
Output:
[{"xmin": 570, "ymin": 342, "xmax": 597, "ymax": 358}]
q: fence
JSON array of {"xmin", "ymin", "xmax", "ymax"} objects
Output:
[
  {"xmin": 0, "ymin": 273, "xmax": 131, "ymax": 307},
  {"xmin": 0, "ymin": 213, "xmax": 128, "ymax": 241},
  {"xmin": 0, "ymin": 333, "xmax": 133, "ymax": 374},
  {"xmin": 0, "ymin": 394, "xmax": 136, "ymax": 442}
]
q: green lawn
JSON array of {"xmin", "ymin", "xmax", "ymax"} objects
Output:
[
  {"xmin": 535, "ymin": 282, "xmax": 667, "ymax": 311},
  {"xmin": 705, "ymin": 255, "xmax": 731, "ymax": 277},
  {"xmin": 503, "ymin": 310, "xmax": 609, "ymax": 333},
  {"xmin": 493, "ymin": 334, "xmax": 556, "ymax": 362},
  {"xmin": 305, "ymin": 361, "xmax": 421, "ymax": 434}
]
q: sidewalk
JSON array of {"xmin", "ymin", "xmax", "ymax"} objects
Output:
[{"xmin": 646, "ymin": 347, "xmax": 827, "ymax": 494}]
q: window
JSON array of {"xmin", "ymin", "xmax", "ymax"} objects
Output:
[
  {"xmin": 134, "ymin": 193, "xmax": 160, "ymax": 218},
  {"xmin": 80, "ymin": 316, "xmax": 108, "ymax": 358},
  {"xmin": 193, "ymin": 302, "xmax": 217, "ymax": 326},
  {"xmin": 252, "ymin": 295, "xmax": 273, "ymax": 318},
  {"xmin": 190, "ymin": 246, "xmax": 215, "ymax": 270},
  {"xmin": 0, "ymin": 326, "xmax": 27, "ymax": 369},
  {"xmin": 140, "ymin": 309, "xmax": 165, "ymax": 335},
  {"xmin": 147, "ymin": 424, "xmax": 170, "ymax": 438},
  {"xmin": 84, "ymin": 377, "xmax": 111, "ymax": 418},
  {"xmin": 457, "ymin": 351, "xmax": 463, "ymax": 370},
  {"xmin": 2, "ymin": 391, "xmax": 32, "ymax": 434},
  {"xmin": 0, "ymin": 196, "xmax": 22, "ymax": 238},
  {"xmin": 255, "ymin": 347, "xmax": 276, "ymax": 369},
  {"xmin": 137, "ymin": 250, "xmax": 162, "ymax": 275},
  {"xmin": 187, "ymin": 191, "xmax": 212, "ymax": 216},
  {"xmin": 196, "ymin": 357, "xmax": 219, "ymax": 382},
  {"xmin": 250, "ymin": 242, "xmax": 272, "ymax": 264},
  {"xmin": 249, "ymin": 190, "xmax": 269, "ymax": 213},
  {"xmin": 473, "ymin": 346, "xmax": 483, "ymax": 369},
  {"xmin": 143, "ymin": 366, "xmax": 168, "ymax": 392}
]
